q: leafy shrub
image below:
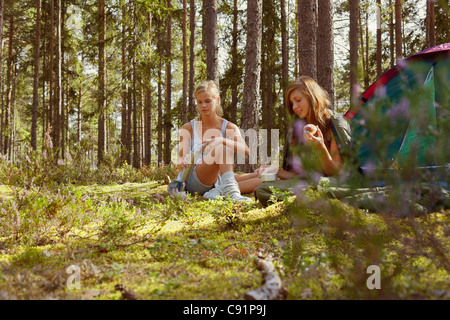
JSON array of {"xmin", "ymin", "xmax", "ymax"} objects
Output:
[{"xmin": 0, "ymin": 184, "xmax": 93, "ymax": 245}]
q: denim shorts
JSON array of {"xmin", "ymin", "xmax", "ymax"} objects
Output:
[{"xmin": 185, "ymin": 167, "xmax": 214, "ymax": 196}]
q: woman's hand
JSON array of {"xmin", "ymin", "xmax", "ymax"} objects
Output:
[
  {"xmin": 304, "ymin": 125, "xmax": 326, "ymax": 151},
  {"xmin": 182, "ymin": 153, "xmax": 192, "ymax": 168},
  {"xmin": 254, "ymin": 164, "xmax": 278, "ymax": 176},
  {"xmin": 202, "ymin": 137, "xmax": 224, "ymax": 154}
]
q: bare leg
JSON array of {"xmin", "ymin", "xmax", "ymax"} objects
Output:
[
  {"xmin": 238, "ymin": 177, "xmax": 262, "ymax": 194},
  {"xmin": 195, "ymin": 144, "xmax": 234, "ymax": 186},
  {"xmin": 235, "ymin": 172, "xmax": 258, "ymax": 182}
]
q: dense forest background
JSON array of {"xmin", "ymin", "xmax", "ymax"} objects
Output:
[{"xmin": 0, "ymin": 0, "xmax": 449, "ymax": 170}]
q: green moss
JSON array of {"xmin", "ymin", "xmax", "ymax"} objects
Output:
[{"xmin": 0, "ymin": 181, "xmax": 448, "ymax": 299}]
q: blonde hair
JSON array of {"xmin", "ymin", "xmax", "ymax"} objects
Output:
[
  {"xmin": 194, "ymin": 80, "xmax": 223, "ymax": 120},
  {"xmin": 285, "ymin": 76, "xmax": 331, "ymax": 134}
]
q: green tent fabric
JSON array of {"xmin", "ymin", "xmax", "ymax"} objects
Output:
[
  {"xmin": 345, "ymin": 43, "xmax": 450, "ymax": 171},
  {"xmin": 393, "ymin": 66, "xmax": 438, "ymax": 168}
]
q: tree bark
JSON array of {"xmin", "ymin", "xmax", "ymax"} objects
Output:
[
  {"xmin": 358, "ymin": 7, "xmax": 366, "ymax": 88},
  {"xmin": 97, "ymin": 0, "xmax": 106, "ymax": 165},
  {"xmin": 31, "ymin": 0, "xmax": 42, "ymax": 151},
  {"xmin": 0, "ymin": 0, "xmax": 5, "ymax": 152},
  {"xmin": 164, "ymin": 0, "xmax": 172, "ymax": 165},
  {"xmin": 241, "ymin": 0, "xmax": 262, "ymax": 172},
  {"xmin": 157, "ymin": 58, "xmax": 163, "ymax": 166},
  {"xmin": 426, "ymin": 0, "xmax": 436, "ymax": 48},
  {"xmin": 349, "ymin": 0, "xmax": 359, "ymax": 103},
  {"xmin": 54, "ymin": 0, "xmax": 62, "ymax": 154},
  {"xmin": 49, "ymin": 0, "xmax": 54, "ymax": 138},
  {"xmin": 157, "ymin": 16, "xmax": 163, "ymax": 166},
  {"xmin": 205, "ymin": 0, "xmax": 218, "ymax": 84},
  {"xmin": 376, "ymin": 0, "xmax": 382, "ymax": 78},
  {"xmin": 182, "ymin": 0, "xmax": 188, "ymax": 123},
  {"xmin": 121, "ymin": 1, "xmax": 128, "ymax": 163},
  {"xmin": 395, "ymin": 0, "xmax": 402, "ymax": 61},
  {"xmin": 132, "ymin": 2, "xmax": 139, "ymax": 168},
  {"xmin": 280, "ymin": 0, "xmax": 289, "ymax": 147},
  {"xmin": 132, "ymin": 45, "xmax": 139, "ymax": 168},
  {"xmin": 188, "ymin": 0, "xmax": 196, "ymax": 119},
  {"xmin": 3, "ymin": 15, "xmax": 13, "ymax": 156},
  {"xmin": 144, "ymin": 10, "xmax": 152, "ymax": 166},
  {"xmin": 389, "ymin": 0, "xmax": 394, "ymax": 67},
  {"xmin": 298, "ymin": 0, "xmax": 317, "ymax": 79},
  {"xmin": 230, "ymin": 0, "xmax": 239, "ymax": 124},
  {"xmin": 317, "ymin": 0, "xmax": 334, "ymax": 105},
  {"xmin": 41, "ymin": 3, "xmax": 48, "ymax": 151}
]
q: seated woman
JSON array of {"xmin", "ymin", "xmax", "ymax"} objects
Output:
[
  {"xmin": 237, "ymin": 76, "xmax": 351, "ymax": 206},
  {"xmin": 177, "ymin": 80, "xmax": 251, "ymax": 202}
]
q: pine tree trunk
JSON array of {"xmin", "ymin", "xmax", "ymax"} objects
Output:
[
  {"xmin": 429, "ymin": 0, "xmax": 435, "ymax": 47},
  {"xmin": 426, "ymin": 0, "xmax": 436, "ymax": 48},
  {"xmin": 121, "ymin": 1, "xmax": 128, "ymax": 163},
  {"xmin": 41, "ymin": 4, "xmax": 48, "ymax": 151},
  {"xmin": 10, "ymin": 60, "xmax": 17, "ymax": 161},
  {"xmin": 132, "ymin": 51, "xmax": 139, "ymax": 168},
  {"xmin": 298, "ymin": 0, "xmax": 317, "ymax": 79},
  {"xmin": 157, "ymin": 57, "xmax": 163, "ymax": 166},
  {"xmin": 294, "ymin": 5, "xmax": 299, "ymax": 78},
  {"xmin": 49, "ymin": 0, "xmax": 54, "ymax": 138},
  {"xmin": 358, "ymin": 9, "xmax": 366, "ymax": 88},
  {"xmin": 241, "ymin": 0, "xmax": 262, "ymax": 172},
  {"xmin": 317, "ymin": 0, "xmax": 334, "ymax": 105},
  {"xmin": 0, "ymin": 0, "xmax": 4, "ymax": 152},
  {"xmin": 364, "ymin": 5, "xmax": 369, "ymax": 88},
  {"xmin": 389, "ymin": 0, "xmax": 394, "ymax": 67},
  {"xmin": 78, "ymin": 78, "xmax": 82, "ymax": 143},
  {"xmin": 157, "ymin": 15, "xmax": 163, "ymax": 166},
  {"xmin": 31, "ymin": 0, "xmax": 42, "ymax": 151},
  {"xmin": 205, "ymin": 0, "xmax": 218, "ymax": 84},
  {"xmin": 126, "ymin": 83, "xmax": 132, "ymax": 164},
  {"xmin": 97, "ymin": 0, "xmax": 106, "ymax": 165},
  {"xmin": 3, "ymin": 15, "xmax": 13, "ymax": 156},
  {"xmin": 182, "ymin": 0, "xmax": 188, "ymax": 124},
  {"xmin": 349, "ymin": 0, "xmax": 359, "ymax": 103},
  {"xmin": 376, "ymin": 0, "xmax": 382, "ymax": 78},
  {"xmin": 132, "ymin": 2, "xmax": 139, "ymax": 168},
  {"xmin": 144, "ymin": 10, "xmax": 152, "ymax": 166},
  {"xmin": 61, "ymin": 0, "xmax": 67, "ymax": 158},
  {"xmin": 261, "ymin": 2, "xmax": 274, "ymax": 135},
  {"xmin": 280, "ymin": 0, "xmax": 289, "ymax": 142},
  {"xmin": 164, "ymin": 0, "xmax": 172, "ymax": 165},
  {"xmin": 54, "ymin": 0, "xmax": 62, "ymax": 155},
  {"xmin": 230, "ymin": 0, "xmax": 239, "ymax": 124},
  {"xmin": 395, "ymin": 0, "xmax": 402, "ymax": 61},
  {"xmin": 188, "ymin": 0, "xmax": 196, "ymax": 119}
]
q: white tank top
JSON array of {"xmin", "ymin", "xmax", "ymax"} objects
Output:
[{"xmin": 191, "ymin": 119, "xmax": 228, "ymax": 164}]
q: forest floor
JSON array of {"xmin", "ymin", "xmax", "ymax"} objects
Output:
[{"xmin": 0, "ymin": 179, "xmax": 449, "ymax": 300}]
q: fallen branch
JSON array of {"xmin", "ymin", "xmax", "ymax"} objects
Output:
[{"xmin": 244, "ymin": 255, "xmax": 287, "ymax": 300}]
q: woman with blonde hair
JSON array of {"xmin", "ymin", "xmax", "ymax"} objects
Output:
[
  {"xmin": 175, "ymin": 80, "xmax": 251, "ymax": 201},
  {"xmin": 237, "ymin": 76, "xmax": 351, "ymax": 205}
]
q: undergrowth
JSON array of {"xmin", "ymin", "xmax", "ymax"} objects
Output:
[{"xmin": 0, "ymin": 142, "xmax": 448, "ymax": 299}]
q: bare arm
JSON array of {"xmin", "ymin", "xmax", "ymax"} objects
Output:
[
  {"xmin": 276, "ymin": 168, "xmax": 298, "ymax": 180},
  {"xmin": 305, "ymin": 127, "xmax": 343, "ymax": 176},
  {"xmin": 203, "ymin": 122, "xmax": 250, "ymax": 156}
]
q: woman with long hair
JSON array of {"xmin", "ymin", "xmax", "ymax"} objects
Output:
[{"xmin": 237, "ymin": 76, "xmax": 351, "ymax": 204}]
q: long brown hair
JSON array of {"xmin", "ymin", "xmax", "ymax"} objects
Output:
[{"xmin": 285, "ymin": 76, "xmax": 333, "ymax": 149}]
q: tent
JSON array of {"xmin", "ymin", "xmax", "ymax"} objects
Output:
[
  {"xmin": 320, "ymin": 44, "xmax": 450, "ymax": 214},
  {"xmin": 344, "ymin": 43, "xmax": 450, "ymax": 174}
]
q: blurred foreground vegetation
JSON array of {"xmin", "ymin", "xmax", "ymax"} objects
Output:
[{"xmin": 0, "ymin": 149, "xmax": 448, "ymax": 300}]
